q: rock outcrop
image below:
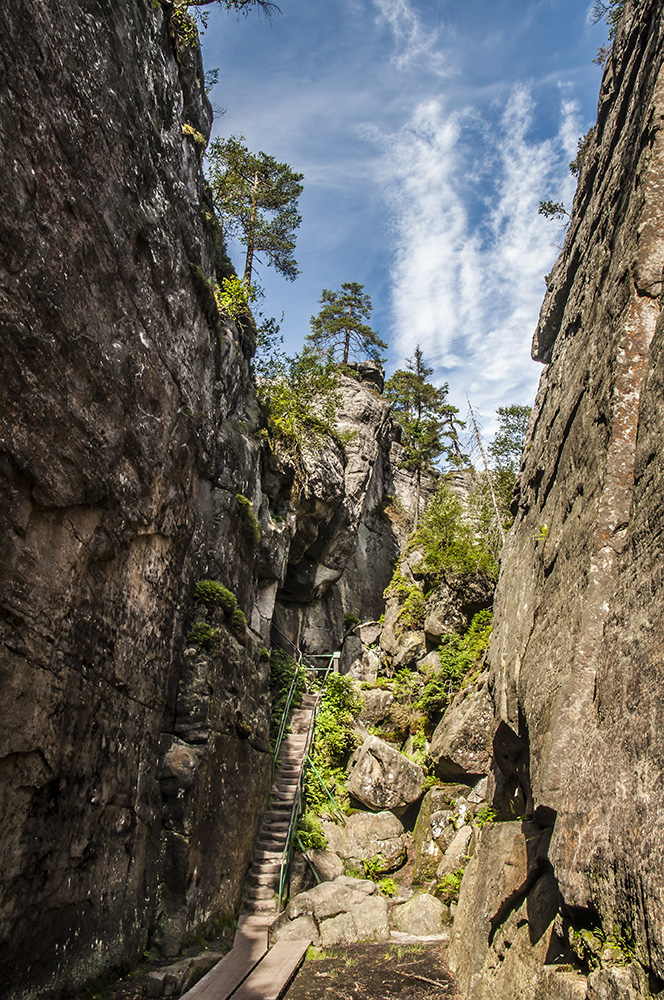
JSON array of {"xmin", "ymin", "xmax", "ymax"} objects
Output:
[{"xmin": 451, "ymin": 1, "xmax": 664, "ymax": 995}]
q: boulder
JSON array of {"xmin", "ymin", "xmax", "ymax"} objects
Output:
[
  {"xmin": 423, "ymin": 575, "xmax": 495, "ymax": 643},
  {"xmin": 429, "ymin": 679, "xmax": 494, "ymax": 780},
  {"xmin": 358, "ymin": 621, "xmax": 383, "ymax": 646},
  {"xmin": 288, "ymin": 849, "xmax": 344, "ymax": 898},
  {"xmin": 322, "ymin": 811, "xmax": 406, "ymax": 871},
  {"xmin": 436, "ymin": 825, "xmax": 473, "ymax": 878},
  {"xmin": 307, "ymin": 849, "xmax": 346, "ymax": 882},
  {"xmin": 271, "ymin": 875, "xmax": 390, "ymax": 947},
  {"xmin": 358, "ymin": 688, "xmax": 394, "ymax": 726},
  {"xmin": 379, "ymin": 595, "xmax": 427, "ymax": 672},
  {"xmin": 347, "ymin": 735, "xmax": 426, "ymax": 814},
  {"xmin": 390, "ymin": 893, "xmax": 448, "ymax": 936},
  {"xmin": 416, "ymin": 651, "xmax": 442, "ymax": 674},
  {"xmin": 586, "ymin": 965, "xmax": 650, "ymax": 1000},
  {"xmin": 348, "ymin": 648, "xmax": 380, "ymax": 683},
  {"xmin": 412, "ymin": 786, "xmax": 456, "ymax": 882}
]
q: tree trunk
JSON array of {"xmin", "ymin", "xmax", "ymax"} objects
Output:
[
  {"xmin": 243, "ymin": 170, "xmax": 259, "ymax": 286},
  {"xmin": 413, "ymin": 467, "xmax": 421, "ymax": 530}
]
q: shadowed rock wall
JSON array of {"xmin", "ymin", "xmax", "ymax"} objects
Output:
[
  {"xmin": 0, "ymin": 1, "xmax": 274, "ymax": 995},
  {"xmin": 451, "ymin": 1, "xmax": 664, "ymax": 996}
]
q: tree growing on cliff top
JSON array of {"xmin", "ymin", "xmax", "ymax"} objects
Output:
[
  {"xmin": 207, "ymin": 135, "xmax": 303, "ymax": 287},
  {"xmin": 385, "ymin": 347, "xmax": 465, "ymax": 527},
  {"xmin": 306, "ymin": 282, "xmax": 388, "ymax": 364}
]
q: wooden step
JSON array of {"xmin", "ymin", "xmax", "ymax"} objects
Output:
[
  {"xmin": 179, "ymin": 916, "xmax": 270, "ymax": 1000},
  {"xmin": 231, "ymin": 938, "xmax": 310, "ymax": 1000}
]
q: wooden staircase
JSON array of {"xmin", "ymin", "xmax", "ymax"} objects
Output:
[
  {"xmin": 241, "ymin": 692, "xmax": 317, "ymax": 917},
  {"xmin": 180, "ymin": 691, "xmax": 318, "ymax": 1000}
]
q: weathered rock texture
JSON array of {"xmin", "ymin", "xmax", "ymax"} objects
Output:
[
  {"xmin": 455, "ymin": 1, "xmax": 664, "ymax": 995},
  {"xmin": 0, "ymin": 1, "xmax": 286, "ymax": 994},
  {"xmin": 273, "ymin": 373, "xmax": 434, "ymax": 655}
]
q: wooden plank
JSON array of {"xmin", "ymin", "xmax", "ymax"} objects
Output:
[
  {"xmin": 179, "ymin": 919, "xmax": 269, "ymax": 1000},
  {"xmin": 231, "ymin": 939, "xmax": 310, "ymax": 1000}
]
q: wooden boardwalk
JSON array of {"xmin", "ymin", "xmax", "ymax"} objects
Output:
[{"xmin": 180, "ymin": 694, "xmax": 317, "ymax": 1000}]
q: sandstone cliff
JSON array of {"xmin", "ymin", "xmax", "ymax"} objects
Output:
[
  {"xmin": 450, "ymin": 1, "xmax": 664, "ymax": 996},
  {"xmin": 0, "ymin": 3, "xmax": 418, "ymax": 997}
]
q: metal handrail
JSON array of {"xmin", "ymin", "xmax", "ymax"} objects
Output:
[
  {"xmin": 276, "ymin": 651, "xmax": 338, "ymax": 907},
  {"xmin": 272, "ymin": 660, "xmax": 305, "ymax": 763}
]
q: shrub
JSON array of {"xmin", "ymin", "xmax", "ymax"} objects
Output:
[
  {"xmin": 193, "ymin": 579, "xmax": 247, "ymax": 643},
  {"xmin": 297, "ymin": 813, "xmax": 328, "ymax": 850},
  {"xmin": 377, "ymin": 877, "xmax": 398, "ymax": 896},
  {"xmin": 187, "ymin": 622, "xmax": 221, "ymax": 652},
  {"xmin": 474, "ymin": 805, "xmax": 497, "ymax": 829},
  {"xmin": 236, "ymin": 493, "xmax": 261, "ymax": 544},
  {"xmin": 436, "ymin": 867, "xmax": 465, "ymax": 903},
  {"xmin": 306, "ymin": 674, "xmax": 362, "ymax": 816}
]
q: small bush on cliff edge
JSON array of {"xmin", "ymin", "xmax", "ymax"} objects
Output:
[{"xmin": 193, "ymin": 579, "xmax": 247, "ymax": 643}]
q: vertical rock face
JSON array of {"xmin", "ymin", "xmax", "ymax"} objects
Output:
[
  {"xmin": 0, "ymin": 1, "xmax": 272, "ymax": 994},
  {"xmin": 455, "ymin": 0, "xmax": 664, "ymax": 994},
  {"xmin": 0, "ymin": 4, "xmax": 428, "ymax": 995}
]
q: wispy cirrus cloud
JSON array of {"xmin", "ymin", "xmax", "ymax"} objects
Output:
[
  {"xmin": 372, "ymin": 0, "xmax": 452, "ymax": 77},
  {"xmin": 368, "ymin": 84, "xmax": 581, "ymax": 432}
]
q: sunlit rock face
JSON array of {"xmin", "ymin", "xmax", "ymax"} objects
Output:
[
  {"xmin": 451, "ymin": 0, "xmax": 664, "ymax": 995},
  {"xmin": 0, "ymin": 1, "xmax": 276, "ymax": 994},
  {"xmin": 273, "ymin": 370, "xmax": 436, "ymax": 655}
]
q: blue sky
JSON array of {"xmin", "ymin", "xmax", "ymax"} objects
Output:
[{"xmin": 201, "ymin": 0, "xmax": 608, "ymax": 438}]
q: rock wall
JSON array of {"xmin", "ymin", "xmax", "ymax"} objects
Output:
[
  {"xmin": 451, "ymin": 1, "xmax": 664, "ymax": 995},
  {"xmin": 273, "ymin": 370, "xmax": 433, "ymax": 656},
  {"xmin": 0, "ymin": 1, "xmax": 277, "ymax": 994},
  {"xmin": 0, "ymin": 4, "xmax": 428, "ymax": 994}
]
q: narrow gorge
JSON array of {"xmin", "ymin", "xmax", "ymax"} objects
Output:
[{"xmin": 1, "ymin": 1, "xmax": 663, "ymax": 999}]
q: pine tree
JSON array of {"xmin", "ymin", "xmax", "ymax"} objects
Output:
[
  {"xmin": 385, "ymin": 347, "xmax": 465, "ymax": 526},
  {"xmin": 207, "ymin": 135, "xmax": 303, "ymax": 286},
  {"xmin": 307, "ymin": 282, "xmax": 387, "ymax": 364}
]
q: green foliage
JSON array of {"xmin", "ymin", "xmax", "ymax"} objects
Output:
[
  {"xmin": 236, "ymin": 493, "xmax": 261, "ymax": 544},
  {"xmin": 344, "ymin": 613, "xmax": 361, "ymax": 631},
  {"xmin": 254, "ymin": 345, "xmax": 341, "ymax": 451},
  {"xmin": 436, "ymin": 867, "xmax": 465, "ymax": 903},
  {"xmin": 377, "ymin": 877, "xmax": 398, "ymax": 897},
  {"xmin": 182, "ymin": 122, "xmax": 207, "ymax": 152},
  {"xmin": 387, "ymin": 669, "xmax": 426, "ymax": 741},
  {"xmin": 486, "ymin": 403, "xmax": 532, "ymax": 529},
  {"xmin": 417, "ymin": 672, "xmax": 451, "ymax": 719},
  {"xmin": 218, "ymin": 276, "xmax": 258, "ymax": 319},
  {"xmin": 569, "ymin": 126, "xmax": 596, "ymax": 178},
  {"xmin": 408, "ymin": 480, "xmax": 498, "ymax": 580},
  {"xmin": 187, "ymin": 621, "xmax": 221, "ymax": 652},
  {"xmin": 306, "ymin": 282, "xmax": 387, "ymax": 364},
  {"xmin": 591, "ymin": 0, "xmax": 625, "ymax": 41},
  {"xmin": 193, "ymin": 579, "xmax": 247, "ymax": 642},
  {"xmin": 538, "ymin": 199, "xmax": 570, "ymax": 222},
  {"xmin": 297, "ymin": 813, "xmax": 328, "ymax": 850},
  {"xmin": 163, "ymin": 0, "xmax": 280, "ymax": 47},
  {"xmin": 474, "ymin": 805, "xmax": 498, "ymax": 828},
  {"xmin": 385, "ymin": 347, "xmax": 466, "ymax": 486},
  {"xmin": 399, "ymin": 587, "xmax": 427, "ymax": 631},
  {"xmin": 306, "ymin": 674, "xmax": 362, "ymax": 816},
  {"xmin": 437, "ymin": 609, "xmax": 493, "ymax": 689},
  {"xmin": 361, "ymin": 854, "xmax": 389, "ymax": 880},
  {"xmin": 207, "ymin": 133, "xmax": 303, "ymax": 285}
]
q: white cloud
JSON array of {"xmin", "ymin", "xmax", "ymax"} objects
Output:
[
  {"xmin": 372, "ymin": 0, "xmax": 452, "ymax": 77},
  {"xmin": 371, "ymin": 84, "xmax": 582, "ymax": 435}
]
